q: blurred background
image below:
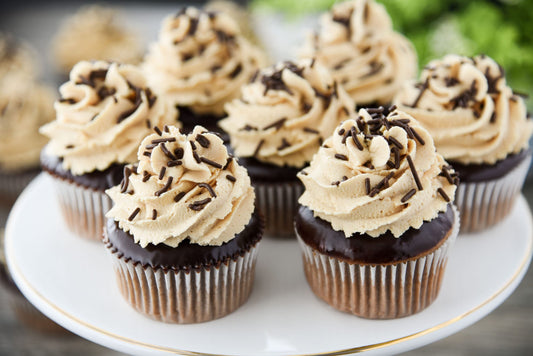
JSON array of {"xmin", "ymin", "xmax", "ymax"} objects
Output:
[{"xmin": 0, "ymin": 0, "xmax": 531, "ymax": 355}]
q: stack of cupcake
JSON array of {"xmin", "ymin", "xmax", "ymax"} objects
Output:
[{"xmin": 28, "ymin": 0, "xmax": 531, "ymax": 326}]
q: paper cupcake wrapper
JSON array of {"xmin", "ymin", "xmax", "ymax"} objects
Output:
[
  {"xmin": 48, "ymin": 174, "xmax": 112, "ymax": 241},
  {"xmin": 296, "ymin": 206, "xmax": 459, "ymax": 319},
  {"xmin": 105, "ymin": 241, "xmax": 261, "ymax": 324},
  {"xmin": 0, "ymin": 169, "xmax": 39, "ymax": 205},
  {"xmin": 254, "ymin": 181, "xmax": 304, "ymax": 237},
  {"xmin": 455, "ymin": 153, "xmax": 531, "ymax": 233}
]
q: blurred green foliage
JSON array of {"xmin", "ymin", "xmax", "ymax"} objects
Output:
[{"xmin": 252, "ymin": 0, "xmax": 533, "ymax": 105}]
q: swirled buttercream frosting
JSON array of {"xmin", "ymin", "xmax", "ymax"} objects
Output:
[
  {"xmin": 299, "ymin": 0, "xmax": 417, "ymax": 105},
  {"xmin": 106, "ymin": 125, "xmax": 255, "ymax": 247},
  {"xmin": 220, "ymin": 59, "xmax": 356, "ymax": 168},
  {"xmin": 298, "ymin": 107, "xmax": 457, "ymax": 237},
  {"xmin": 0, "ymin": 74, "xmax": 54, "ymax": 171},
  {"xmin": 394, "ymin": 54, "xmax": 532, "ymax": 165},
  {"xmin": 143, "ymin": 6, "xmax": 266, "ymax": 116},
  {"xmin": 52, "ymin": 5, "xmax": 143, "ymax": 73},
  {"xmin": 40, "ymin": 61, "xmax": 178, "ymax": 175}
]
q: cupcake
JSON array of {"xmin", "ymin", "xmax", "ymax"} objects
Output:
[
  {"xmin": 104, "ymin": 125, "xmax": 262, "ymax": 323},
  {"xmin": 299, "ymin": 0, "xmax": 417, "ymax": 107},
  {"xmin": 52, "ymin": 5, "xmax": 143, "ymax": 76},
  {"xmin": 0, "ymin": 33, "xmax": 37, "ymax": 80},
  {"xmin": 220, "ymin": 59, "xmax": 355, "ymax": 236},
  {"xmin": 0, "ymin": 73, "xmax": 55, "ymax": 205},
  {"xmin": 143, "ymin": 6, "xmax": 266, "ymax": 137},
  {"xmin": 394, "ymin": 54, "xmax": 532, "ymax": 232},
  {"xmin": 40, "ymin": 60, "xmax": 178, "ymax": 240},
  {"xmin": 295, "ymin": 107, "xmax": 458, "ymax": 319}
]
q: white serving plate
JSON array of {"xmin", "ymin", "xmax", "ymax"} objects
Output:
[{"xmin": 5, "ymin": 174, "xmax": 532, "ymax": 356}]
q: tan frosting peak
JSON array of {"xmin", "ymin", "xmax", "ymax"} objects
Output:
[
  {"xmin": 220, "ymin": 59, "xmax": 356, "ymax": 168},
  {"xmin": 0, "ymin": 74, "xmax": 55, "ymax": 171},
  {"xmin": 298, "ymin": 107, "xmax": 457, "ymax": 238},
  {"xmin": 106, "ymin": 125, "xmax": 255, "ymax": 248},
  {"xmin": 40, "ymin": 61, "xmax": 178, "ymax": 175},
  {"xmin": 52, "ymin": 5, "xmax": 143, "ymax": 73},
  {"xmin": 0, "ymin": 34, "xmax": 36, "ymax": 79},
  {"xmin": 143, "ymin": 6, "xmax": 266, "ymax": 116},
  {"xmin": 394, "ymin": 54, "xmax": 533, "ymax": 165},
  {"xmin": 300, "ymin": 0, "xmax": 417, "ymax": 105}
]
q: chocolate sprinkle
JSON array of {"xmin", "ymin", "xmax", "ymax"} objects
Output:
[
  {"xmin": 174, "ymin": 147, "xmax": 184, "ymax": 159},
  {"xmin": 410, "ymin": 127, "xmax": 425, "ymax": 145},
  {"xmin": 152, "ymin": 209, "xmax": 158, "ymax": 220},
  {"xmin": 161, "ymin": 143, "xmax": 177, "ymax": 161},
  {"xmin": 226, "ymin": 174, "xmax": 236, "ymax": 182},
  {"xmin": 120, "ymin": 166, "xmax": 132, "ymax": 193},
  {"xmin": 152, "ymin": 137, "xmax": 176, "ymax": 144},
  {"xmin": 253, "ymin": 139, "xmax": 265, "ymax": 157},
  {"xmin": 338, "ymin": 128, "xmax": 346, "ymax": 136},
  {"xmin": 117, "ymin": 103, "xmax": 140, "ymax": 123},
  {"xmin": 388, "ymin": 136, "xmax": 404, "ymax": 150},
  {"xmin": 411, "ymin": 78, "xmax": 429, "ymax": 108},
  {"xmin": 263, "ymin": 117, "xmax": 286, "ymax": 131},
  {"xmin": 142, "ymin": 171, "xmax": 150, "ymax": 182},
  {"xmin": 154, "ymin": 126, "xmax": 163, "ymax": 136},
  {"xmin": 198, "ymin": 183, "xmax": 216, "ymax": 198},
  {"xmin": 158, "ymin": 166, "xmax": 166, "ymax": 180},
  {"xmin": 200, "ymin": 157, "xmax": 223, "ymax": 169},
  {"xmin": 334, "ymin": 153, "xmax": 348, "ymax": 161},
  {"xmin": 192, "ymin": 151, "xmax": 201, "ymax": 163},
  {"xmin": 437, "ymin": 187, "xmax": 450, "ymax": 202},
  {"xmin": 143, "ymin": 151, "xmax": 152, "ymax": 157},
  {"xmin": 128, "ymin": 207, "xmax": 141, "ymax": 221},
  {"xmin": 401, "ymin": 189, "xmax": 417, "ymax": 203},
  {"xmin": 406, "ymin": 155, "xmax": 423, "ymax": 190},
  {"xmin": 155, "ymin": 176, "xmax": 173, "ymax": 196},
  {"xmin": 188, "ymin": 197, "xmax": 212, "ymax": 211},
  {"xmin": 351, "ymin": 126, "xmax": 363, "ymax": 150},
  {"xmin": 222, "ymin": 156, "xmax": 233, "ymax": 170},
  {"xmin": 174, "ymin": 191, "xmax": 186, "ymax": 202},
  {"xmin": 277, "ymin": 138, "xmax": 291, "ymax": 151},
  {"xmin": 393, "ymin": 146, "xmax": 400, "ymax": 169},
  {"xmin": 196, "ymin": 134, "xmax": 210, "ymax": 148},
  {"xmin": 303, "ymin": 127, "xmax": 319, "ymax": 134},
  {"xmin": 167, "ymin": 160, "xmax": 182, "ymax": 167}
]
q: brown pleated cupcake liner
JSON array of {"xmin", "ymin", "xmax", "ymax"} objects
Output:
[
  {"xmin": 455, "ymin": 153, "xmax": 531, "ymax": 233},
  {"xmin": 104, "ymin": 238, "xmax": 261, "ymax": 324},
  {"xmin": 296, "ymin": 206, "xmax": 459, "ymax": 319},
  {"xmin": 0, "ymin": 169, "xmax": 40, "ymax": 205},
  {"xmin": 254, "ymin": 181, "xmax": 304, "ymax": 237},
  {"xmin": 48, "ymin": 174, "xmax": 112, "ymax": 241}
]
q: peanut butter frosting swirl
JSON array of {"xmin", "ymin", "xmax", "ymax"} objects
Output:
[
  {"xmin": 0, "ymin": 74, "xmax": 54, "ymax": 171},
  {"xmin": 143, "ymin": 6, "xmax": 266, "ymax": 116},
  {"xmin": 299, "ymin": 0, "xmax": 417, "ymax": 105},
  {"xmin": 106, "ymin": 125, "xmax": 255, "ymax": 247},
  {"xmin": 52, "ymin": 5, "xmax": 143, "ymax": 73},
  {"xmin": 394, "ymin": 54, "xmax": 533, "ymax": 165},
  {"xmin": 298, "ymin": 107, "xmax": 457, "ymax": 238},
  {"xmin": 40, "ymin": 61, "xmax": 178, "ymax": 175},
  {"xmin": 220, "ymin": 59, "xmax": 356, "ymax": 168}
]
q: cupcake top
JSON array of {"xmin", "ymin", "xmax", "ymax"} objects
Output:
[
  {"xmin": 298, "ymin": 107, "xmax": 457, "ymax": 238},
  {"xmin": 40, "ymin": 60, "xmax": 178, "ymax": 175},
  {"xmin": 299, "ymin": 0, "xmax": 417, "ymax": 105},
  {"xmin": 394, "ymin": 54, "xmax": 532, "ymax": 165},
  {"xmin": 106, "ymin": 125, "xmax": 255, "ymax": 248},
  {"xmin": 0, "ymin": 34, "xmax": 36, "ymax": 79},
  {"xmin": 0, "ymin": 74, "xmax": 55, "ymax": 171},
  {"xmin": 52, "ymin": 5, "xmax": 143, "ymax": 74},
  {"xmin": 143, "ymin": 6, "xmax": 266, "ymax": 116},
  {"xmin": 220, "ymin": 59, "xmax": 356, "ymax": 168}
]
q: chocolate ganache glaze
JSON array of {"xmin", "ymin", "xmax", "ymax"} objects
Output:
[
  {"xmin": 105, "ymin": 210, "xmax": 262, "ymax": 270},
  {"xmin": 449, "ymin": 148, "xmax": 530, "ymax": 183},
  {"xmin": 40, "ymin": 149, "xmax": 124, "ymax": 191},
  {"xmin": 296, "ymin": 204, "xmax": 454, "ymax": 265}
]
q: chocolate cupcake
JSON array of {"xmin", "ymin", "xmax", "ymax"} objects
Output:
[
  {"xmin": 0, "ymin": 73, "xmax": 55, "ymax": 205},
  {"xmin": 143, "ymin": 6, "xmax": 266, "ymax": 137},
  {"xmin": 394, "ymin": 54, "xmax": 532, "ymax": 232},
  {"xmin": 40, "ymin": 60, "xmax": 178, "ymax": 240},
  {"xmin": 295, "ymin": 107, "xmax": 458, "ymax": 319},
  {"xmin": 105, "ymin": 125, "xmax": 262, "ymax": 323},
  {"xmin": 299, "ymin": 0, "xmax": 417, "ymax": 107},
  {"xmin": 52, "ymin": 5, "xmax": 143, "ymax": 76},
  {"xmin": 220, "ymin": 59, "xmax": 355, "ymax": 236}
]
